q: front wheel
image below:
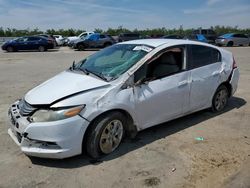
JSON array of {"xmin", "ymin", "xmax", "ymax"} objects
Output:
[
  {"xmin": 78, "ymin": 44, "xmax": 85, "ymax": 51},
  {"xmin": 86, "ymin": 112, "xmax": 126, "ymax": 159},
  {"xmin": 6, "ymin": 46, "xmax": 14, "ymax": 52},
  {"xmin": 212, "ymin": 85, "xmax": 229, "ymax": 112}
]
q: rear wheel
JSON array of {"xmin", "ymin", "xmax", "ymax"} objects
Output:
[
  {"xmin": 86, "ymin": 112, "xmax": 126, "ymax": 159},
  {"xmin": 212, "ymin": 85, "xmax": 229, "ymax": 112},
  {"xmin": 103, "ymin": 42, "xmax": 112, "ymax": 48},
  {"xmin": 38, "ymin": 46, "xmax": 46, "ymax": 52},
  {"xmin": 6, "ymin": 46, "xmax": 14, "ymax": 52},
  {"xmin": 78, "ymin": 44, "xmax": 85, "ymax": 51},
  {"xmin": 227, "ymin": 41, "xmax": 234, "ymax": 47}
]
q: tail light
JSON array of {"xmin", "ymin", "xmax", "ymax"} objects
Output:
[
  {"xmin": 233, "ymin": 56, "xmax": 237, "ymax": 69},
  {"xmin": 48, "ymin": 40, "xmax": 53, "ymax": 43}
]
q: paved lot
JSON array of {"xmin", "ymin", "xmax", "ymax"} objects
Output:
[{"xmin": 0, "ymin": 47, "xmax": 249, "ymax": 188}]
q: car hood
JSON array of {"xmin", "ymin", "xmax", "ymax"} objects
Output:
[
  {"xmin": 25, "ymin": 71, "xmax": 109, "ymax": 105},
  {"xmin": 67, "ymin": 36, "xmax": 79, "ymax": 41},
  {"xmin": 73, "ymin": 38, "xmax": 85, "ymax": 44}
]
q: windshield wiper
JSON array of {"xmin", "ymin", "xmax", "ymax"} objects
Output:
[
  {"xmin": 87, "ymin": 70, "xmax": 109, "ymax": 81},
  {"xmin": 79, "ymin": 67, "xmax": 90, "ymax": 75}
]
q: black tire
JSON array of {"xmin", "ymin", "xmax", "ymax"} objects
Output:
[
  {"xmin": 103, "ymin": 42, "xmax": 112, "ymax": 48},
  {"xmin": 86, "ymin": 112, "xmax": 126, "ymax": 159},
  {"xmin": 6, "ymin": 46, "xmax": 14, "ymax": 52},
  {"xmin": 227, "ymin": 41, "xmax": 234, "ymax": 47},
  {"xmin": 78, "ymin": 44, "xmax": 85, "ymax": 51},
  {"xmin": 38, "ymin": 46, "xmax": 46, "ymax": 52},
  {"xmin": 212, "ymin": 85, "xmax": 229, "ymax": 112}
]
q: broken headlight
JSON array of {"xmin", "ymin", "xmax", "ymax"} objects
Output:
[{"xmin": 30, "ymin": 105, "xmax": 85, "ymax": 122}]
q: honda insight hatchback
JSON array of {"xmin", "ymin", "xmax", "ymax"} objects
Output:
[{"xmin": 8, "ymin": 39, "xmax": 239, "ymax": 159}]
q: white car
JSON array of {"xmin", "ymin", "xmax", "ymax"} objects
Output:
[
  {"xmin": 53, "ymin": 35, "xmax": 65, "ymax": 46},
  {"xmin": 8, "ymin": 39, "xmax": 239, "ymax": 159},
  {"xmin": 66, "ymin": 32, "xmax": 94, "ymax": 44}
]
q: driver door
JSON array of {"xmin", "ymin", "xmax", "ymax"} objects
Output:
[{"xmin": 134, "ymin": 46, "xmax": 190, "ymax": 130}]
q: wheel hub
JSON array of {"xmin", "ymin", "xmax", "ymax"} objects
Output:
[{"xmin": 99, "ymin": 119, "xmax": 123, "ymax": 154}]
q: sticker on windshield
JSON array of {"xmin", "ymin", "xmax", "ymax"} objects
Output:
[{"xmin": 133, "ymin": 45, "xmax": 153, "ymax": 52}]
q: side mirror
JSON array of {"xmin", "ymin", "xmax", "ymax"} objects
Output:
[{"xmin": 135, "ymin": 77, "xmax": 152, "ymax": 86}]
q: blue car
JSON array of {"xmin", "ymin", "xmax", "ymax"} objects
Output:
[
  {"xmin": 1, "ymin": 36, "xmax": 55, "ymax": 52},
  {"xmin": 185, "ymin": 34, "xmax": 208, "ymax": 43}
]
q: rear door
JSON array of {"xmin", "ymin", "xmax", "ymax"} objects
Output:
[
  {"xmin": 98, "ymin": 34, "xmax": 108, "ymax": 47},
  {"xmin": 187, "ymin": 45, "xmax": 222, "ymax": 111},
  {"xmin": 27, "ymin": 37, "xmax": 40, "ymax": 50},
  {"xmin": 88, "ymin": 34, "xmax": 100, "ymax": 47}
]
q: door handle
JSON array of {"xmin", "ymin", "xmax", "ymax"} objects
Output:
[{"xmin": 178, "ymin": 80, "xmax": 188, "ymax": 87}]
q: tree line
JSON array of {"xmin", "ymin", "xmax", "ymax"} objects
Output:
[{"xmin": 0, "ymin": 26, "xmax": 249, "ymax": 37}]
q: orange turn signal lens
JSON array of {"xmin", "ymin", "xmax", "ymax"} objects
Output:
[{"xmin": 64, "ymin": 107, "xmax": 83, "ymax": 117}]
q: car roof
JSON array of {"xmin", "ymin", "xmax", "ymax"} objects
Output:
[{"xmin": 120, "ymin": 39, "xmax": 216, "ymax": 48}]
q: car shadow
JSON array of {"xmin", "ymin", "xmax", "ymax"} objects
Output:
[
  {"xmin": 74, "ymin": 49, "xmax": 100, "ymax": 52},
  {"xmin": 29, "ymin": 96, "xmax": 246, "ymax": 168},
  {"xmin": 3, "ymin": 49, "xmax": 60, "ymax": 53}
]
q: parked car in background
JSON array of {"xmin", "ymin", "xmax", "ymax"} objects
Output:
[
  {"xmin": 192, "ymin": 29, "xmax": 217, "ymax": 43},
  {"xmin": 66, "ymin": 32, "xmax": 94, "ymax": 45},
  {"xmin": 150, "ymin": 34, "xmax": 164, "ymax": 38},
  {"xmin": 163, "ymin": 34, "xmax": 183, "ymax": 39},
  {"xmin": 118, "ymin": 33, "xmax": 141, "ymax": 42},
  {"xmin": 1, "ymin": 36, "xmax": 54, "ymax": 52},
  {"xmin": 67, "ymin": 35, "xmax": 87, "ymax": 47},
  {"xmin": 185, "ymin": 34, "xmax": 208, "ymax": 43},
  {"xmin": 74, "ymin": 33, "xmax": 116, "ymax": 50},
  {"xmin": 53, "ymin": 35, "xmax": 66, "ymax": 46},
  {"xmin": 36, "ymin": 34, "xmax": 57, "ymax": 47},
  {"xmin": 215, "ymin": 33, "xmax": 250, "ymax": 47},
  {"xmin": 7, "ymin": 39, "xmax": 239, "ymax": 159}
]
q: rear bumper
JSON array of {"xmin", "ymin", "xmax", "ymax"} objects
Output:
[
  {"xmin": 8, "ymin": 100, "xmax": 89, "ymax": 159},
  {"xmin": 230, "ymin": 68, "xmax": 239, "ymax": 96}
]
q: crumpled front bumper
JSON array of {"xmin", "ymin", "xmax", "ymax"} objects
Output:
[{"xmin": 8, "ymin": 100, "xmax": 89, "ymax": 159}]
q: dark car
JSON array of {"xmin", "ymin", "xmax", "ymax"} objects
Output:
[
  {"xmin": 118, "ymin": 33, "xmax": 141, "ymax": 42},
  {"xmin": 192, "ymin": 29, "xmax": 217, "ymax": 43},
  {"xmin": 36, "ymin": 34, "xmax": 57, "ymax": 46},
  {"xmin": 163, "ymin": 34, "xmax": 183, "ymax": 39},
  {"xmin": 1, "ymin": 36, "xmax": 54, "ymax": 52},
  {"xmin": 74, "ymin": 33, "xmax": 116, "ymax": 50}
]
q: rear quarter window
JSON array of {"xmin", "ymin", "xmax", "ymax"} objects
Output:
[{"xmin": 188, "ymin": 45, "xmax": 221, "ymax": 69}]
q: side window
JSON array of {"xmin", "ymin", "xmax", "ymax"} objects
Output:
[
  {"xmin": 211, "ymin": 49, "xmax": 221, "ymax": 63},
  {"xmin": 28, "ymin": 37, "xmax": 38, "ymax": 41},
  {"xmin": 238, "ymin": 34, "xmax": 248, "ymax": 38},
  {"xmin": 100, "ymin": 35, "xmax": 106, "ymax": 39},
  {"xmin": 188, "ymin": 45, "xmax": 221, "ymax": 69},
  {"xmin": 147, "ymin": 47, "xmax": 184, "ymax": 79}
]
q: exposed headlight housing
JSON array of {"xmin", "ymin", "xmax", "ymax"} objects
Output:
[{"xmin": 30, "ymin": 105, "xmax": 85, "ymax": 122}]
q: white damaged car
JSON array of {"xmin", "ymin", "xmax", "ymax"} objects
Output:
[{"xmin": 8, "ymin": 39, "xmax": 239, "ymax": 159}]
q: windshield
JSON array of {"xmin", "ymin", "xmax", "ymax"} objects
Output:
[
  {"xmin": 73, "ymin": 44, "xmax": 153, "ymax": 81},
  {"xmin": 221, "ymin": 33, "xmax": 233, "ymax": 38}
]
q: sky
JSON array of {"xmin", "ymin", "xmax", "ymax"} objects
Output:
[{"xmin": 0, "ymin": 0, "xmax": 249, "ymax": 31}]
